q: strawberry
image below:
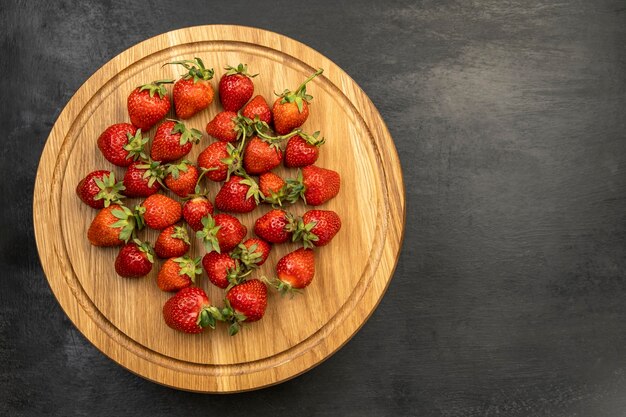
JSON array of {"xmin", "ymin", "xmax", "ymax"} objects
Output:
[
  {"xmin": 285, "ymin": 165, "xmax": 340, "ymax": 206},
  {"xmin": 284, "ymin": 131, "xmax": 325, "ymax": 168},
  {"xmin": 292, "ymin": 210, "xmax": 341, "ymax": 248},
  {"xmin": 222, "ymin": 279, "xmax": 268, "ymax": 335},
  {"xmin": 253, "ymin": 209, "xmax": 292, "ymax": 243},
  {"xmin": 164, "ymin": 161, "xmax": 199, "ymax": 198},
  {"xmin": 157, "ymin": 256, "xmax": 202, "ymax": 292},
  {"xmin": 242, "ymin": 95, "xmax": 272, "ymax": 124},
  {"xmin": 182, "ymin": 196, "xmax": 214, "ymax": 231},
  {"xmin": 151, "ymin": 120, "xmax": 202, "ymax": 163},
  {"xmin": 97, "ymin": 124, "xmax": 146, "ymax": 167},
  {"xmin": 219, "ymin": 63, "xmax": 257, "ymax": 111},
  {"xmin": 197, "ymin": 213, "xmax": 246, "ymax": 253},
  {"xmin": 162, "ymin": 287, "xmax": 218, "ymax": 333},
  {"xmin": 243, "ymin": 136, "xmax": 282, "ymax": 175},
  {"xmin": 155, "ymin": 225, "xmax": 190, "ymax": 258},
  {"xmin": 272, "ymin": 69, "xmax": 323, "ymax": 134},
  {"xmin": 215, "ymin": 175, "xmax": 260, "ymax": 213},
  {"xmin": 138, "ymin": 194, "xmax": 182, "ymax": 230},
  {"xmin": 76, "ymin": 170, "xmax": 124, "ymax": 209},
  {"xmin": 232, "ymin": 238, "xmax": 272, "ymax": 268},
  {"xmin": 202, "ymin": 252, "xmax": 243, "ymax": 289},
  {"xmin": 127, "ymin": 80, "xmax": 173, "ymax": 130},
  {"xmin": 122, "ymin": 161, "xmax": 164, "ymax": 198},
  {"xmin": 114, "ymin": 239, "xmax": 154, "ymax": 278},
  {"xmin": 87, "ymin": 204, "xmax": 140, "ymax": 247},
  {"xmin": 205, "ymin": 111, "xmax": 240, "ymax": 142},
  {"xmin": 259, "ymin": 172, "xmax": 286, "ymax": 205},
  {"xmin": 197, "ymin": 141, "xmax": 237, "ymax": 182},
  {"xmin": 271, "ymin": 248, "xmax": 315, "ymax": 294},
  {"xmin": 169, "ymin": 57, "xmax": 215, "ymax": 119}
]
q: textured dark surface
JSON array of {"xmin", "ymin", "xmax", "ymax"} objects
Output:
[{"xmin": 2, "ymin": 0, "xmax": 626, "ymax": 415}]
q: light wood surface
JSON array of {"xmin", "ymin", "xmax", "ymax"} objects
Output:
[{"xmin": 33, "ymin": 25, "xmax": 405, "ymax": 393}]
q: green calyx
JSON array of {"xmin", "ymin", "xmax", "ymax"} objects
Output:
[
  {"xmin": 219, "ymin": 299, "xmax": 248, "ymax": 336},
  {"xmin": 255, "ymin": 123, "xmax": 301, "ymax": 145},
  {"xmin": 261, "ymin": 276, "xmax": 302, "ymax": 298},
  {"xmin": 174, "ymin": 256, "xmax": 202, "ymax": 283},
  {"xmin": 109, "ymin": 205, "xmax": 143, "ymax": 243},
  {"xmin": 138, "ymin": 80, "xmax": 174, "ymax": 98},
  {"xmin": 220, "ymin": 143, "xmax": 244, "ymax": 182},
  {"xmin": 299, "ymin": 130, "xmax": 325, "ymax": 147},
  {"xmin": 196, "ymin": 305, "xmax": 224, "ymax": 330},
  {"xmin": 123, "ymin": 129, "xmax": 149, "ymax": 161},
  {"xmin": 240, "ymin": 175, "xmax": 264, "ymax": 205},
  {"xmin": 171, "ymin": 225, "xmax": 191, "ymax": 245},
  {"xmin": 165, "ymin": 159, "xmax": 191, "ymax": 180},
  {"xmin": 277, "ymin": 68, "xmax": 324, "ymax": 113},
  {"xmin": 225, "ymin": 263, "xmax": 251, "ymax": 291},
  {"xmin": 136, "ymin": 160, "xmax": 166, "ymax": 188},
  {"xmin": 132, "ymin": 238, "xmax": 155, "ymax": 263},
  {"xmin": 196, "ymin": 215, "xmax": 222, "ymax": 253},
  {"xmin": 167, "ymin": 57, "xmax": 214, "ymax": 83},
  {"xmin": 169, "ymin": 120, "xmax": 203, "ymax": 146},
  {"xmin": 93, "ymin": 172, "xmax": 125, "ymax": 207},
  {"xmin": 284, "ymin": 169, "xmax": 306, "ymax": 205},
  {"xmin": 224, "ymin": 63, "xmax": 258, "ymax": 78},
  {"xmin": 287, "ymin": 217, "xmax": 320, "ymax": 249},
  {"xmin": 231, "ymin": 243, "xmax": 263, "ymax": 271}
]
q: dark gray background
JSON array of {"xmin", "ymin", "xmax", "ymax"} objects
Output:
[{"xmin": 2, "ymin": 0, "xmax": 626, "ymax": 415}]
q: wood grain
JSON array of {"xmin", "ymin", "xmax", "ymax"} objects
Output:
[{"xmin": 32, "ymin": 25, "xmax": 404, "ymax": 392}]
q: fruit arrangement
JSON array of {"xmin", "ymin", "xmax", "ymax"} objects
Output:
[{"xmin": 78, "ymin": 59, "xmax": 341, "ymax": 336}]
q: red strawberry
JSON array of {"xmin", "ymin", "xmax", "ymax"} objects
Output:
[
  {"xmin": 232, "ymin": 238, "xmax": 272, "ymax": 268},
  {"xmin": 164, "ymin": 161, "xmax": 199, "ymax": 198},
  {"xmin": 219, "ymin": 64, "xmax": 256, "ymax": 112},
  {"xmin": 182, "ymin": 196, "xmax": 214, "ymax": 231},
  {"xmin": 139, "ymin": 194, "xmax": 182, "ymax": 230},
  {"xmin": 242, "ymin": 95, "xmax": 272, "ymax": 124},
  {"xmin": 202, "ymin": 252, "xmax": 241, "ymax": 289},
  {"xmin": 243, "ymin": 136, "xmax": 282, "ymax": 175},
  {"xmin": 215, "ymin": 175, "xmax": 259, "ymax": 213},
  {"xmin": 197, "ymin": 141, "xmax": 232, "ymax": 182},
  {"xmin": 293, "ymin": 210, "xmax": 341, "ymax": 248},
  {"xmin": 205, "ymin": 111, "xmax": 240, "ymax": 142},
  {"xmin": 114, "ymin": 239, "xmax": 154, "ymax": 278},
  {"xmin": 157, "ymin": 256, "xmax": 202, "ymax": 292},
  {"xmin": 163, "ymin": 287, "xmax": 217, "ymax": 333},
  {"xmin": 122, "ymin": 161, "xmax": 163, "ymax": 198},
  {"xmin": 151, "ymin": 120, "xmax": 202, "ymax": 163},
  {"xmin": 272, "ymin": 248, "xmax": 315, "ymax": 293},
  {"xmin": 97, "ymin": 124, "xmax": 146, "ymax": 167},
  {"xmin": 197, "ymin": 213, "xmax": 246, "ymax": 253},
  {"xmin": 76, "ymin": 170, "xmax": 125, "ymax": 209},
  {"xmin": 259, "ymin": 172, "xmax": 286, "ymax": 205},
  {"xmin": 155, "ymin": 225, "xmax": 190, "ymax": 258},
  {"xmin": 223, "ymin": 279, "xmax": 268, "ymax": 335},
  {"xmin": 272, "ymin": 69, "xmax": 323, "ymax": 134},
  {"xmin": 87, "ymin": 204, "xmax": 139, "ymax": 247},
  {"xmin": 284, "ymin": 131, "xmax": 325, "ymax": 168},
  {"xmin": 127, "ymin": 80, "xmax": 173, "ymax": 130},
  {"xmin": 286, "ymin": 165, "xmax": 340, "ymax": 206},
  {"xmin": 253, "ymin": 209, "xmax": 292, "ymax": 243},
  {"xmin": 169, "ymin": 57, "xmax": 215, "ymax": 119}
]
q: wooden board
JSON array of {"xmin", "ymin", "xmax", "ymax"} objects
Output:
[{"xmin": 33, "ymin": 25, "xmax": 405, "ymax": 393}]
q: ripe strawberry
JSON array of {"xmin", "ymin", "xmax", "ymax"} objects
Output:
[
  {"xmin": 259, "ymin": 172, "xmax": 286, "ymax": 205},
  {"xmin": 243, "ymin": 136, "xmax": 282, "ymax": 175},
  {"xmin": 76, "ymin": 170, "xmax": 124, "ymax": 209},
  {"xmin": 273, "ymin": 68, "xmax": 323, "ymax": 134},
  {"xmin": 202, "ymin": 252, "xmax": 242, "ymax": 289},
  {"xmin": 127, "ymin": 80, "xmax": 173, "ymax": 130},
  {"xmin": 197, "ymin": 214, "xmax": 246, "ymax": 253},
  {"xmin": 87, "ymin": 204, "xmax": 139, "ymax": 247},
  {"xmin": 293, "ymin": 210, "xmax": 341, "ymax": 248},
  {"xmin": 284, "ymin": 131, "xmax": 325, "ymax": 168},
  {"xmin": 219, "ymin": 64, "xmax": 256, "ymax": 111},
  {"xmin": 182, "ymin": 196, "xmax": 214, "ymax": 231},
  {"xmin": 205, "ymin": 111, "xmax": 239, "ymax": 142},
  {"xmin": 272, "ymin": 248, "xmax": 315, "ymax": 294},
  {"xmin": 97, "ymin": 124, "xmax": 146, "ymax": 167},
  {"xmin": 164, "ymin": 161, "xmax": 199, "ymax": 198},
  {"xmin": 223, "ymin": 279, "xmax": 268, "ymax": 335},
  {"xmin": 197, "ymin": 141, "xmax": 233, "ymax": 182},
  {"xmin": 114, "ymin": 239, "xmax": 154, "ymax": 278},
  {"xmin": 169, "ymin": 57, "xmax": 215, "ymax": 119},
  {"xmin": 151, "ymin": 120, "xmax": 202, "ymax": 163},
  {"xmin": 163, "ymin": 286, "xmax": 217, "ymax": 333},
  {"xmin": 122, "ymin": 161, "xmax": 163, "ymax": 197},
  {"xmin": 139, "ymin": 194, "xmax": 182, "ymax": 230},
  {"xmin": 232, "ymin": 238, "xmax": 272, "ymax": 268},
  {"xmin": 215, "ymin": 175, "xmax": 260, "ymax": 213},
  {"xmin": 155, "ymin": 225, "xmax": 190, "ymax": 258},
  {"xmin": 157, "ymin": 256, "xmax": 202, "ymax": 292},
  {"xmin": 286, "ymin": 165, "xmax": 340, "ymax": 206},
  {"xmin": 253, "ymin": 209, "xmax": 292, "ymax": 243},
  {"xmin": 242, "ymin": 95, "xmax": 272, "ymax": 124}
]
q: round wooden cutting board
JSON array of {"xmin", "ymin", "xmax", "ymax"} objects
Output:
[{"xmin": 33, "ymin": 25, "xmax": 405, "ymax": 393}]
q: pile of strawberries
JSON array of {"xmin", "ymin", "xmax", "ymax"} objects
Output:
[{"xmin": 76, "ymin": 58, "xmax": 341, "ymax": 336}]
